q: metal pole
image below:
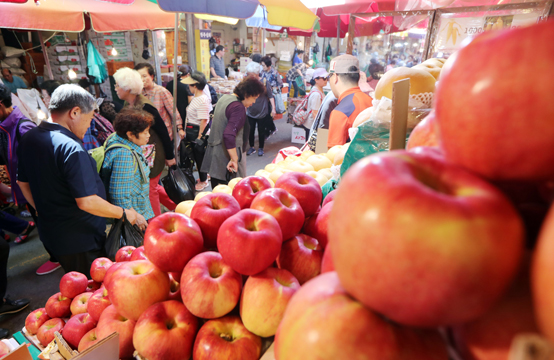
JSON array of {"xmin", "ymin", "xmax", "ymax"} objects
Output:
[
  {"xmin": 186, "ymin": 13, "xmax": 197, "ymax": 71},
  {"xmin": 336, "ymin": 15, "xmax": 340, "ymax": 56},
  {"xmin": 262, "ymin": 28, "xmax": 266, "ymax": 56},
  {"xmin": 346, "ymin": 15, "xmax": 355, "ymax": 55},
  {"xmin": 38, "ymin": 32, "xmax": 53, "ymax": 80},
  {"xmin": 173, "ymin": 13, "xmax": 180, "ymax": 162},
  {"xmin": 151, "ymin": 30, "xmax": 163, "ymax": 85}
]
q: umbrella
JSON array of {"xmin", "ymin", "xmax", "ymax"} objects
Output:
[
  {"xmin": 259, "ymin": 0, "xmax": 318, "ymax": 30},
  {"xmin": 245, "ymin": 5, "xmax": 282, "ymax": 31},
  {"xmin": 155, "ymin": 0, "xmax": 259, "ymax": 19},
  {"xmin": 0, "ymin": 0, "xmax": 174, "ymax": 32}
]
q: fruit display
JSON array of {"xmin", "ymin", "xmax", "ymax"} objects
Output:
[{"xmin": 20, "ymin": 21, "xmax": 554, "ymax": 360}]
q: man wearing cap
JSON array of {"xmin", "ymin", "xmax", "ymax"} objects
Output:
[{"xmin": 327, "ymin": 55, "xmax": 373, "ymax": 148}]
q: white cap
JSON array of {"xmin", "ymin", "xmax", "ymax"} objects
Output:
[{"xmin": 312, "ymin": 68, "xmax": 330, "ymax": 79}]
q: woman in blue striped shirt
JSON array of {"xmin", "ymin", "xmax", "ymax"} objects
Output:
[{"xmin": 102, "ymin": 109, "xmax": 155, "ymax": 221}]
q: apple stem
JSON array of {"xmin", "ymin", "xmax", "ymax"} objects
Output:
[{"xmin": 220, "ymin": 333, "xmax": 234, "ymax": 342}]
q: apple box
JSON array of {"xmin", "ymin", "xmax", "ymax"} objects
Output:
[{"xmin": 291, "ymin": 127, "xmax": 306, "ymax": 144}]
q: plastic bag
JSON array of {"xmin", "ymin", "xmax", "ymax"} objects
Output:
[
  {"xmin": 162, "ymin": 165, "xmax": 195, "ymax": 204},
  {"xmin": 105, "ymin": 212, "xmax": 144, "ymax": 261},
  {"xmin": 274, "ymin": 90, "xmax": 286, "ymax": 114}
]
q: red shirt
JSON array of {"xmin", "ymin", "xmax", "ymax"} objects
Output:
[{"xmin": 327, "ymin": 87, "xmax": 373, "ymax": 148}]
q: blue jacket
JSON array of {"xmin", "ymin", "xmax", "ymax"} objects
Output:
[{"xmin": 0, "ymin": 107, "xmax": 36, "ymax": 205}]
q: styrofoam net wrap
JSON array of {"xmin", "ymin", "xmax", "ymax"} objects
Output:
[{"xmin": 410, "ymin": 92, "xmax": 434, "ymax": 108}]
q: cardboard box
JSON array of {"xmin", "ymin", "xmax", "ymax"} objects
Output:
[{"xmin": 291, "ymin": 126, "xmax": 306, "ymax": 144}]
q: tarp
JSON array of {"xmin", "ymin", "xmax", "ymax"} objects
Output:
[
  {"xmin": 155, "ymin": 0, "xmax": 259, "ymax": 19},
  {"xmin": 0, "ymin": 0, "xmax": 174, "ymax": 32}
]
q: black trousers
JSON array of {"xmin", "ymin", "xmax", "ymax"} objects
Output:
[
  {"xmin": 188, "ymin": 140, "xmax": 208, "ymax": 182},
  {"xmin": 0, "ymin": 235, "xmax": 9, "ymax": 300},
  {"xmin": 57, "ymin": 247, "xmax": 107, "ymax": 279},
  {"xmin": 210, "ymin": 178, "xmax": 228, "ymax": 190},
  {"xmin": 27, "ymin": 205, "xmax": 58, "ymax": 263},
  {"xmin": 249, "ymin": 113, "xmax": 272, "ymax": 149}
]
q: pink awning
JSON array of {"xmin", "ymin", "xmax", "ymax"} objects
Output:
[{"xmin": 0, "ymin": 0, "xmax": 174, "ymax": 32}]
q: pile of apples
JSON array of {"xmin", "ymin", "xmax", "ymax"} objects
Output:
[
  {"xmin": 25, "ymin": 170, "xmax": 335, "ymax": 360},
  {"xmin": 272, "ymin": 20, "xmax": 554, "ymax": 360}
]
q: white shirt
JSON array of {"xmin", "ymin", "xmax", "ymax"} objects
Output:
[
  {"xmin": 186, "ymin": 94, "xmax": 210, "ymax": 126},
  {"xmin": 306, "ymin": 88, "xmax": 324, "ymax": 129},
  {"xmin": 202, "ymin": 86, "xmax": 213, "ymax": 112}
]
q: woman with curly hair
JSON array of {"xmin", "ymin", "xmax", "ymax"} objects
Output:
[
  {"xmin": 201, "ymin": 77, "xmax": 266, "ymax": 189},
  {"xmin": 102, "ymin": 108, "xmax": 154, "ymax": 222}
]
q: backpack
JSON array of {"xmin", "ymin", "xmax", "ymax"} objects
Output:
[
  {"xmin": 291, "ymin": 89, "xmax": 323, "ymax": 126},
  {"xmin": 92, "ymin": 113, "xmax": 114, "ymax": 145}
]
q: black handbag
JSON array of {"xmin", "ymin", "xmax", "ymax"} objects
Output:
[{"xmin": 161, "ymin": 165, "xmax": 196, "ymax": 203}]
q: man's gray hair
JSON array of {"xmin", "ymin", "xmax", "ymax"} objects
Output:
[{"xmin": 49, "ymin": 84, "xmax": 97, "ymax": 114}]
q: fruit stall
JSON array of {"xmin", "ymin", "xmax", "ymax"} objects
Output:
[{"xmin": 2, "ymin": 5, "xmax": 554, "ymax": 360}]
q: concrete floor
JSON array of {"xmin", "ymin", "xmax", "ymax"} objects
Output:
[{"xmin": 0, "ymin": 116, "xmax": 296, "ymax": 337}]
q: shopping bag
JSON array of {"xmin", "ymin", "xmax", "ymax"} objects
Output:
[
  {"xmin": 105, "ymin": 212, "xmax": 144, "ymax": 261},
  {"xmin": 274, "ymin": 90, "xmax": 286, "ymax": 114},
  {"xmin": 161, "ymin": 165, "xmax": 196, "ymax": 204}
]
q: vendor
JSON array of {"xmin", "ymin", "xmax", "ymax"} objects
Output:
[
  {"xmin": 210, "ymin": 45, "xmax": 226, "ymax": 79},
  {"xmin": 286, "ymin": 61, "xmax": 307, "ymax": 99},
  {"xmin": 327, "ymin": 55, "xmax": 373, "ymax": 149},
  {"xmin": 1, "ymin": 68, "xmax": 27, "ymax": 95}
]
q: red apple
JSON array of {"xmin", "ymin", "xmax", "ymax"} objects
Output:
[
  {"xmin": 329, "ymin": 151, "xmax": 524, "ymax": 327},
  {"xmin": 130, "ymin": 245, "xmax": 148, "ymax": 261},
  {"xmin": 453, "ymin": 263, "xmax": 539, "ymax": 360},
  {"xmin": 97, "ymin": 305, "xmax": 136, "ymax": 358},
  {"xmin": 144, "ymin": 212, "xmax": 203, "ymax": 273},
  {"xmin": 218, "ymin": 209, "xmax": 282, "ymax": 275},
  {"xmin": 312, "ymin": 201, "xmax": 332, "ymax": 248},
  {"xmin": 250, "ymin": 188, "xmax": 305, "ymax": 241},
  {"xmin": 86, "ymin": 280, "xmax": 101, "ymax": 292},
  {"xmin": 106, "ymin": 260, "xmax": 170, "ymax": 321},
  {"xmin": 78, "ymin": 327, "xmax": 99, "ymax": 352},
  {"xmin": 275, "ymin": 172, "xmax": 322, "ymax": 217},
  {"xmin": 191, "ymin": 193, "xmax": 241, "ymax": 249},
  {"xmin": 70, "ymin": 292, "xmax": 93, "ymax": 315},
  {"xmin": 232, "ymin": 176, "xmax": 272, "ymax": 209},
  {"xmin": 532, "ymin": 204, "xmax": 554, "ymax": 342},
  {"xmin": 37, "ymin": 318, "xmax": 65, "ymax": 347},
  {"xmin": 90, "ymin": 257, "xmax": 113, "ymax": 283},
  {"xmin": 275, "ymin": 272, "xmax": 449, "ymax": 360},
  {"xmin": 168, "ymin": 272, "xmax": 182, "ymax": 302},
  {"xmin": 181, "ymin": 251, "xmax": 242, "ymax": 319},
  {"xmin": 321, "ymin": 246, "xmax": 334, "ymax": 273},
  {"xmin": 193, "ymin": 315, "xmax": 262, "ymax": 360},
  {"xmin": 60, "ymin": 271, "xmax": 88, "ymax": 299},
  {"xmin": 87, "ymin": 288, "xmax": 112, "ymax": 322},
  {"xmin": 0, "ymin": 342, "xmax": 9, "ymax": 357},
  {"xmin": 103, "ymin": 262, "xmax": 124, "ymax": 288},
  {"xmin": 45, "ymin": 292, "xmax": 72, "ymax": 318},
  {"xmin": 277, "ymin": 234, "xmax": 323, "ymax": 285},
  {"xmin": 133, "ymin": 300, "xmax": 199, "ymax": 360},
  {"xmin": 302, "ymin": 211, "xmax": 319, "ymax": 239},
  {"xmin": 406, "ymin": 111, "xmax": 439, "ymax": 150},
  {"xmin": 25, "ymin": 308, "xmax": 51, "ymax": 335},
  {"xmin": 436, "ymin": 21, "xmax": 554, "ymax": 181},
  {"xmin": 63, "ymin": 313, "xmax": 96, "ymax": 349},
  {"xmin": 240, "ymin": 267, "xmax": 300, "ymax": 337},
  {"xmin": 321, "ymin": 190, "xmax": 336, "ymax": 208},
  {"xmin": 115, "ymin": 246, "xmax": 136, "ymax": 262}
]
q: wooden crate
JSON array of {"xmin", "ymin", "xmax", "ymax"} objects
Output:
[{"xmin": 106, "ymin": 61, "xmax": 135, "ymax": 76}]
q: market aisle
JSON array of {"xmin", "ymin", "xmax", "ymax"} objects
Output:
[
  {"xmin": 0, "ymin": 116, "xmax": 298, "ymax": 336},
  {"xmin": 1, "ymin": 230, "xmax": 62, "ymax": 336}
]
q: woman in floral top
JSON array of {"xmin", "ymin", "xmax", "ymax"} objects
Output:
[{"xmin": 102, "ymin": 108, "xmax": 155, "ymax": 221}]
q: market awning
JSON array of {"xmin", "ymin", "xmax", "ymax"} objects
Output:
[
  {"xmin": 95, "ymin": 0, "xmax": 135, "ymax": 4},
  {"xmin": 259, "ymin": 0, "xmax": 318, "ymax": 30},
  {"xmin": 155, "ymin": 0, "xmax": 259, "ymax": 19},
  {"xmin": 194, "ymin": 14, "xmax": 240, "ymax": 25},
  {"xmin": 0, "ymin": 0, "xmax": 175, "ymax": 32}
]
